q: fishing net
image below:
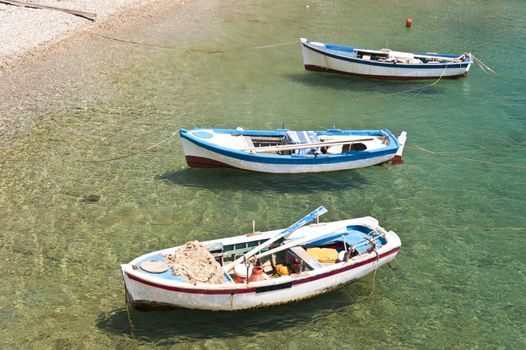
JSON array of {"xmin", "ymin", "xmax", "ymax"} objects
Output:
[{"xmin": 165, "ymin": 240, "xmax": 224, "ymax": 285}]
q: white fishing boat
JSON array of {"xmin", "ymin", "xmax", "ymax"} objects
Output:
[
  {"xmin": 121, "ymin": 206, "xmax": 401, "ymax": 311},
  {"xmin": 301, "ymin": 38, "xmax": 472, "ymax": 80},
  {"xmin": 179, "ymin": 127, "xmax": 407, "ymax": 173}
]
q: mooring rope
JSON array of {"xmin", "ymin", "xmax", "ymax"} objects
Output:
[
  {"xmin": 407, "ymin": 144, "xmax": 526, "ymax": 169},
  {"xmin": 246, "ymin": 41, "xmax": 297, "ymax": 50},
  {"xmin": 376, "ymin": 62, "xmax": 450, "ymax": 96},
  {"xmin": 368, "ymin": 251, "xmax": 381, "ymax": 296},
  {"xmin": 472, "ymin": 54, "xmax": 525, "ymax": 81},
  {"xmin": 124, "ymin": 295, "xmax": 136, "ymax": 337},
  {"xmin": 472, "ymin": 54, "xmax": 499, "ymax": 77},
  {"xmin": 431, "ymin": 227, "xmax": 526, "ymax": 232},
  {"xmin": 82, "ymin": 131, "xmax": 177, "ymax": 163},
  {"xmin": 90, "ymin": 32, "xmax": 296, "ymax": 52},
  {"xmin": 91, "ymin": 33, "xmax": 179, "ymax": 49}
]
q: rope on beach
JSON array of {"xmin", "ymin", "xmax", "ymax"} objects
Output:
[
  {"xmin": 407, "ymin": 144, "xmax": 526, "ymax": 169},
  {"xmin": 82, "ymin": 131, "xmax": 177, "ymax": 163}
]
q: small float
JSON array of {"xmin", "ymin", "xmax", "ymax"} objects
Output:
[
  {"xmin": 300, "ymin": 38, "xmax": 472, "ymax": 80},
  {"xmin": 121, "ymin": 206, "xmax": 401, "ymax": 311},
  {"xmin": 179, "ymin": 127, "xmax": 407, "ymax": 173}
]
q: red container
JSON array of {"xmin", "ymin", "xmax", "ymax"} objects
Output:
[{"xmin": 248, "ymin": 266, "xmax": 265, "ymax": 282}]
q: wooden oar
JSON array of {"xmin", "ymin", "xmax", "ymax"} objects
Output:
[
  {"xmin": 244, "ymin": 137, "xmax": 375, "ymax": 153},
  {"xmin": 222, "ymin": 206, "xmax": 328, "ymax": 273}
]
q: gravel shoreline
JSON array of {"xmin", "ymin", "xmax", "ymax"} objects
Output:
[{"xmin": 0, "ymin": 0, "xmax": 174, "ymax": 70}]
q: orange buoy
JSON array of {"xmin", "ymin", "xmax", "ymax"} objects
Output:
[{"xmin": 406, "ymin": 18, "xmax": 413, "ymax": 28}]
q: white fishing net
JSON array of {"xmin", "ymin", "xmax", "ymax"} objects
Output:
[{"xmin": 165, "ymin": 240, "xmax": 224, "ymax": 285}]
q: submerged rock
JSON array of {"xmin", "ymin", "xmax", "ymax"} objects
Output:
[{"xmin": 79, "ymin": 194, "xmax": 101, "ymax": 204}]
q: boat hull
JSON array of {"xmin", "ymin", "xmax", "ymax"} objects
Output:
[
  {"xmin": 180, "ymin": 137, "xmax": 396, "ymax": 174},
  {"xmin": 122, "ymin": 243, "xmax": 400, "ymax": 311},
  {"xmin": 301, "ymin": 40, "xmax": 472, "ymax": 80}
]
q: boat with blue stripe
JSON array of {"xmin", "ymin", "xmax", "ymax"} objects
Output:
[
  {"xmin": 300, "ymin": 38, "xmax": 472, "ymax": 80},
  {"xmin": 179, "ymin": 127, "xmax": 407, "ymax": 173}
]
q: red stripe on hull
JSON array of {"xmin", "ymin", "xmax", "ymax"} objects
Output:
[
  {"xmin": 185, "ymin": 156, "xmax": 236, "ymax": 169},
  {"xmin": 304, "ymin": 64, "xmax": 468, "ymax": 80},
  {"xmin": 126, "ymin": 247, "xmax": 400, "ymax": 295},
  {"xmin": 126, "ymin": 272, "xmax": 257, "ymax": 294}
]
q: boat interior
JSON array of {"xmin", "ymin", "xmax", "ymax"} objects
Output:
[
  {"xmin": 323, "ymin": 44, "xmax": 467, "ymax": 64},
  {"xmin": 237, "ymin": 130, "xmax": 389, "ymax": 156},
  {"xmin": 134, "ymin": 225, "xmax": 387, "ymax": 285}
]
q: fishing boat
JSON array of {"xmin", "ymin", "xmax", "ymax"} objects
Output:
[
  {"xmin": 179, "ymin": 127, "xmax": 407, "ymax": 173},
  {"xmin": 300, "ymin": 38, "xmax": 472, "ymax": 80},
  {"xmin": 121, "ymin": 206, "xmax": 401, "ymax": 311}
]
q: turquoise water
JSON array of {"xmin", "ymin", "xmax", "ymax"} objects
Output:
[{"xmin": 0, "ymin": 0, "xmax": 524, "ymax": 348}]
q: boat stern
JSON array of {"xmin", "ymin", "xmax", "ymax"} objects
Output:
[{"xmin": 391, "ymin": 131, "xmax": 408, "ymax": 164}]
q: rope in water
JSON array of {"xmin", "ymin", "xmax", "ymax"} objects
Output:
[
  {"xmin": 92, "ymin": 33, "xmax": 179, "ymax": 49},
  {"xmin": 90, "ymin": 32, "xmax": 296, "ymax": 52},
  {"xmin": 432, "ymin": 227, "xmax": 526, "ymax": 232},
  {"xmin": 82, "ymin": 131, "xmax": 177, "ymax": 163},
  {"xmin": 379, "ymin": 63, "xmax": 450, "ymax": 96},
  {"xmin": 407, "ymin": 144, "xmax": 526, "ymax": 169},
  {"xmin": 472, "ymin": 54, "xmax": 525, "ymax": 81},
  {"xmin": 90, "ymin": 33, "xmax": 524, "ymax": 84},
  {"xmin": 473, "ymin": 55, "xmax": 498, "ymax": 78},
  {"xmin": 112, "ymin": 218, "xmax": 526, "ymax": 232},
  {"xmin": 89, "ymin": 33, "xmax": 462, "ymax": 96}
]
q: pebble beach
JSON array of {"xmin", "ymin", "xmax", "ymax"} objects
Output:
[{"xmin": 0, "ymin": 0, "xmax": 171, "ymax": 70}]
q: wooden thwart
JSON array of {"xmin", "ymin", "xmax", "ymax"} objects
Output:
[
  {"xmin": 0, "ymin": 0, "xmax": 97, "ymax": 21},
  {"xmin": 244, "ymin": 137, "xmax": 375, "ymax": 153}
]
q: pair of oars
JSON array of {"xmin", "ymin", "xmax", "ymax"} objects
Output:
[
  {"xmin": 222, "ymin": 206, "xmax": 328, "ymax": 273},
  {"xmin": 223, "ymin": 206, "xmax": 386, "ymax": 273}
]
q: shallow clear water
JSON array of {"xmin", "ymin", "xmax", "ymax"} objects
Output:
[{"xmin": 0, "ymin": 0, "xmax": 524, "ymax": 348}]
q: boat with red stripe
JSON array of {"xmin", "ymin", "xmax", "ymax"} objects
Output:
[{"xmin": 121, "ymin": 207, "xmax": 401, "ymax": 310}]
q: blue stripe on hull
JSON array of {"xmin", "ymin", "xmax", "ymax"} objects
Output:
[
  {"xmin": 180, "ymin": 129, "xmax": 398, "ymax": 166},
  {"xmin": 305, "ymin": 64, "xmax": 468, "ymax": 80}
]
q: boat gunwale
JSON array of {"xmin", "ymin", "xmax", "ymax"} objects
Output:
[
  {"xmin": 179, "ymin": 128, "xmax": 400, "ymax": 165},
  {"xmin": 121, "ymin": 226, "xmax": 400, "ymax": 295},
  {"xmin": 122, "ymin": 244, "xmax": 400, "ymax": 295},
  {"xmin": 301, "ymin": 38, "xmax": 472, "ymax": 70}
]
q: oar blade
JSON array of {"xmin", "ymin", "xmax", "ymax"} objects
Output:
[{"xmin": 283, "ymin": 206, "xmax": 327, "ymax": 238}]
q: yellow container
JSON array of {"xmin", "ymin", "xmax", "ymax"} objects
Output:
[{"xmin": 306, "ymin": 248, "xmax": 339, "ymax": 263}]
